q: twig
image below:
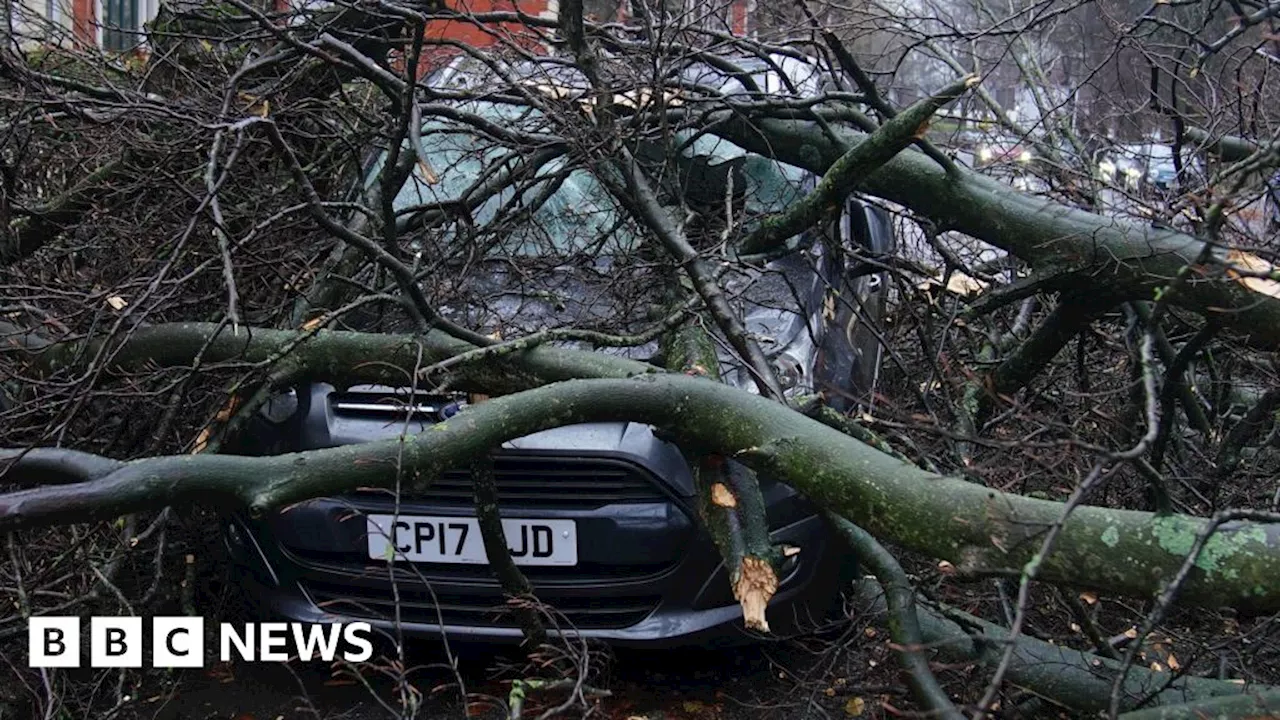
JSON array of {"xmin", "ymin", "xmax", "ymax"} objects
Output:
[{"xmin": 825, "ymin": 514, "xmax": 964, "ymax": 720}]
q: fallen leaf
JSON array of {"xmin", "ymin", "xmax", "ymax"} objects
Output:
[
  {"xmin": 1079, "ymin": 591, "xmax": 1098, "ymax": 605},
  {"xmin": 844, "ymin": 697, "xmax": 866, "ymax": 717},
  {"xmin": 937, "ymin": 560, "xmax": 956, "ymax": 575},
  {"xmin": 106, "ymin": 295, "xmax": 127, "ymax": 310},
  {"xmin": 1167, "ymin": 653, "xmax": 1181, "ymax": 671},
  {"xmin": 1124, "ymin": 627, "xmax": 1139, "ymax": 640}
]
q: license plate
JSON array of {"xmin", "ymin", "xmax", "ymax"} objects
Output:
[{"xmin": 365, "ymin": 514, "xmax": 577, "ymax": 566}]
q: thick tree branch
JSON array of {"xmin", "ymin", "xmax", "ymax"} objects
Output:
[
  {"xmin": 850, "ymin": 579, "xmax": 1276, "ymax": 714},
  {"xmin": 977, "ymin": 290, "xmax": 1118, "ymax": 420},
  {"xmin": 1118, "ymin": 690, "xmax": 1280, "ymax": 719},
  {"xmin": 1, "ymin": 321, "xmax": 655, "ymax": 394},
  {"xmin": 689, "ymin": 455, "xmax": 783, "ymax": 631},
  {"xmin": 737, "ymin": 76, "xmax": 974, "ymax": 256},
  {"xmin": 1184, "ymin": 127, "xmax": 1280, "ymax": 165},
  {"xmin": 4, "ymin": 375, "xmax": 1280, "ymax": 615},
  {"xmin": 664, "ymin": 316, "xmax": 783, "ymax": 630},
  {"xmin": 0, "ymin": 449, "xmax": 125, "ymax": 486},
  {"xmin": 1214, "ymin": 387, "xmax": 1280, "ymax": 478},
  {"xmin": 712, "ymin": 117, "xmax": 1280, "ymax": 349}
]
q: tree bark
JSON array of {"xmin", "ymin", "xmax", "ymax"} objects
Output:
[
  {"xmin": 738, "ymin": 75, "xmax": 976, "ymax": 256},
  {"xmin": 850, "ymin": 579, "xmax": 1276, "ymax": 714},
  {"xmin": 1, "ymin": 321, "xmax": 654, "ymax": 395},
  {"xmin": 1117, "ymin": 689, "xmax": 1280, "ymax": 719},
  {"xmin": 712, "ymin": 117, "xmax": 1280, "ymax": 348},
  {"xmin": 1184, "ymin": 127, "xmax": 1280, "ymax": 165},
  {"xmin": 5, "ymin": 374, "xmax": 1280, "ymax": 615}
]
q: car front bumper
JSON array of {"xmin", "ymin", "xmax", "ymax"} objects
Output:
[{"xmin": 223, "ymin": 505, "xmax": 844, "ymax": 649}]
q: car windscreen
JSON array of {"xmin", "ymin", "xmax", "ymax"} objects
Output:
[{"xmin": 367, "ymin": 99, "xmax": 815, "ymax": 257}]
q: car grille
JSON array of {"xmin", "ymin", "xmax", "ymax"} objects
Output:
[
  {"xmin": 280, "ymin": 548, "xmax": 676, "ymax": 583},
  {"xmin": 357, "ymin": 454, "xmax": 670, "ymax": 509},
  {"xmin": 300, "ymin": 579, "xmax": 660, "ymax": 630}
]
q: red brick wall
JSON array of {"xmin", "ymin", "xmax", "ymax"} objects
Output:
[
  {"xmin": 66, "ymin": 0, "xmax": 753, "ymax": 56},
  {"xmin": 419, "ymin": 0, "xmax": 551, "ymax": 69},
  {"xmin": 729, "ymin": 0, "xmax": 750, "ymax": 36},
  {"xmin": 72, "ymin": 0, "xmax": 95, "ymax": 45}
]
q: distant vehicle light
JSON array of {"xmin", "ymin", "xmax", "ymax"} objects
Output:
[
  {"xmin": 978, "ymin": 147, "xmax": 993, "ymax": 162},
  {"xmin": 1018, "ymin": 150, "xmax": 1032, "ymax": 162}
]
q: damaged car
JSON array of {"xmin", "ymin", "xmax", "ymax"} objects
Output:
[{"xmin": 222, "ymin": 54, "xmax": 897, "ymax": 648}]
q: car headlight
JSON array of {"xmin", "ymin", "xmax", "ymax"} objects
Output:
[
  {"xmin": 978, "ymin": 147, "xmax": 993, "ymax": 162},
  {"xmin": 1018, "ymin": 150, "xmax": 1032, "ymax": 162}
]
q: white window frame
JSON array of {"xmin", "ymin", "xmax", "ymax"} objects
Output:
[{"xmin": 96, "ymin": 0, "xmax": 158, "ymax": 49}]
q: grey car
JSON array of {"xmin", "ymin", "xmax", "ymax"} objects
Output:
[{"xmin": 222, "ymin": 54, "xmax": 896, "ymax": 648}]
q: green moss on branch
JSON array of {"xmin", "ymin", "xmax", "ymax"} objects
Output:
[
  {"xmin": 5, "ymin": 375, "xmax": 1280, "ymax": 615},
  {"xmin": 712, "ymin": 118, "xmax": 1280, "ymax": 349},
  {"xmin": 4, "ymin": 322, "xmax": 655, "ymax": 394}
]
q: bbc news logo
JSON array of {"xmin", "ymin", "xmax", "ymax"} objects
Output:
[{"xmin": 28, "ymin": 617, "xmax": 373, "ymax": 668}]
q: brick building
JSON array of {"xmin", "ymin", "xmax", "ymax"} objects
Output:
[{"xmin": 12, "ymin": 0, "xmax": 754, "ymax": 54}]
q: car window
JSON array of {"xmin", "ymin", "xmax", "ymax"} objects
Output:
[
  {"xmin": 678, "ymin": 132, "xmax": 811, "ymax": 216},
  {"xmin": 372, "ymin": 100, "xmax": 815, "ymax": 257}
]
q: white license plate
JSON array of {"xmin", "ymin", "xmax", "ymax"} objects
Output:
[{"xmin": 366, "ymin": 514, "xmax": 577, "ymax": 566}]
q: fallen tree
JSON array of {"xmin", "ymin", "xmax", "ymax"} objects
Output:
[
  {"xmin": 4, "ymin": 369, "xmax": 1280, "ymax": 613},
  {"xmin": 5, "ymin": 1, "xmax": 1280, "ymax": 717},
  {"xmin": 848, "ymin": 578, "xmax": 1276, "ymax": 715},
  {"xmin": 715, "ymin": 116, "xmax": 1280, "ymax": 349}
]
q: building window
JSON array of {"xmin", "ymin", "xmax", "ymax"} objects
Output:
[{"xmin": 102, "ymin": 0, "xmax": 139, "ymax": 51}]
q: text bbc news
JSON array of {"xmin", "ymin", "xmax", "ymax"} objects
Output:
[{"xmin": 27, "ymin": 617, "xmax": 374, "ymax": 667}]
